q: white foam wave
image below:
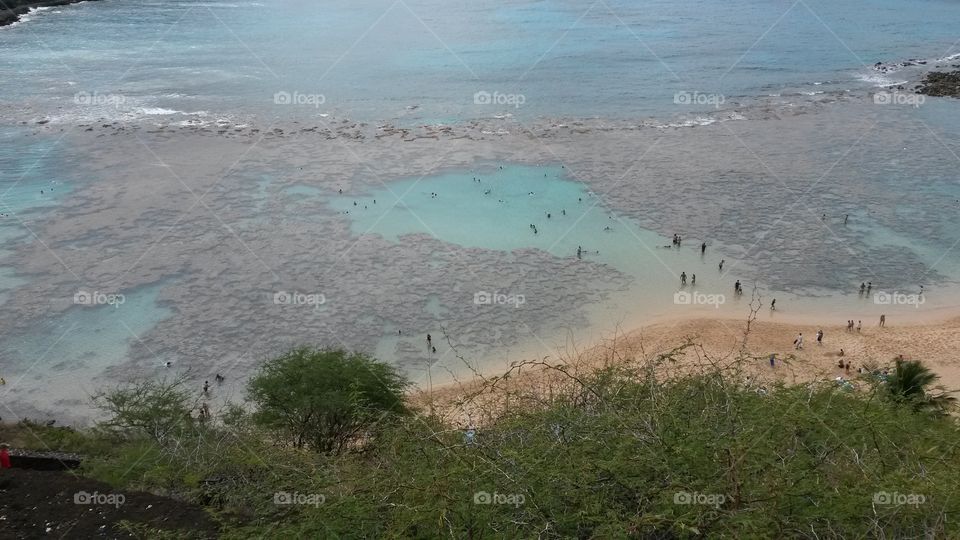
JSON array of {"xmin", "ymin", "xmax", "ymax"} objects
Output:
[
  {"xmin": 856, "ymin": 73, "xmax": 908, "ymax": 88},
  {"xmin": 936, "ymin": 53, "xmax": 960, "ymax": 64}
]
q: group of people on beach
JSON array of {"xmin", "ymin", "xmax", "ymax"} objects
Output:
[{"xmin": 782, "ymin": 311, "xmax": 896, "ymax": 377}]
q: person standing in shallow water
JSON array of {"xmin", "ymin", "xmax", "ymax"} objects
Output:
[
  {"xmin": 719, "ymin": 259, "xmax": 725, "ymax": 272},
  {"xmin": 680, "ymin": 272, "xmax": 687, "ymax": 285},
  {"xmin": 770, "ymin": 299, "xmax": 776, "ymax": 310},
  {"xmin": 701, "ymin": 242, "xmax": 706, "ymax": 255}
]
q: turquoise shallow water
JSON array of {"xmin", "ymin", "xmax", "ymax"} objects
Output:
[
  {"xmin": 3, "ymin": 283, "xmax": 172, "ymax": 372},
  {"xmin": 1, "ymin": 283, "xmax": 173, "ymax": 416},
  {"xmin": 0, "ymin": 128, "xmax": 74, "ymax": 284},
  {"xmin": 330, "ymin": 165, "xmax": 625, "ymax": 254},
  {"xmin": 329, "ymin": 165, "xmax": 692, "ymax": 277}
]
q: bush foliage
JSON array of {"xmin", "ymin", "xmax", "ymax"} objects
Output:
[{"xmin": 19, "ymin": 345, "xmax": 960, "ymax": 538}]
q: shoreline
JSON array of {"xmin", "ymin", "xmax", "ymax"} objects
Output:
[
  {"xmin": 0, "ymin": 0, "xmax": 98, "ymax": 28},
  {"xmin": 419, "ymin": 309, "xmax": 960, "ymax": 422}
]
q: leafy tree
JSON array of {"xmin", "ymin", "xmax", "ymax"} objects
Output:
[
  {"xmin": 92, "ymin": 376, "xmax": 197, "ymax": 443},
  {"xmin": 886, "ymin": 358, "xmax": 956, "ymax": 415},
  {"xmin": 247, "ymin": 347, "xmax": 409, "ymax": 452}
]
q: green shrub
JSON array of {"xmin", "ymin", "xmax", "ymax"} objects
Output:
[{"xmin": 247, "ymin": 347, "xmax": 409, "ymax": 452}]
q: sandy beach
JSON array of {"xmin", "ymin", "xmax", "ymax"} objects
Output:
[{"xmin": 417, "ymin": 309, "xmax": 960, "ymax": 424}]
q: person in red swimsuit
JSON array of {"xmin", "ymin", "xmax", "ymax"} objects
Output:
[{"xmin": 0, "ymin": 443, "xmax": 11, "ymax": 469}]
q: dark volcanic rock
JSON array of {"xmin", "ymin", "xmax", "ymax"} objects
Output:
[
  {"xmin": 915, "ymin": 70, "xmax": 960, "ymax": 98},
  {"xmin": 0, "ymin": 0, "xmax": 101, "ymax": 27}
]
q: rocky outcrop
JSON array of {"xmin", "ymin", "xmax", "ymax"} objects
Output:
[
  {"xmin": 915, "ymin": 70, "xmax": 960, "ymax": 98},
  {"xmin": 0, "ymin": 0, "xmax": 101, "ymax": 27}
]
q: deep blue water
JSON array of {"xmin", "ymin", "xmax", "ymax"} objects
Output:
[{"xmin": 1, "ymin": 0, "xmax": 959, "ymax": 122}]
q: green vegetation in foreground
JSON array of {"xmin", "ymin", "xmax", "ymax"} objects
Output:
[{"xmin": 5, "ymin": 348, "xmax": 960, "ymax": 538}]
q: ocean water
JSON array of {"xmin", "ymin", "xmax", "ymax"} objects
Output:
[
  {"xmin": 2, "ymin": 0, "xmax": 960, "ymax": 123},
  {"xmin": 1, "ymin": 0, "xmax": 959, "ymax": 421}
]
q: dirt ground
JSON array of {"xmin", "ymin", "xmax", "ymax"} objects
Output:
[{"xmin": 0, "ymin": 468, "xmax": 219, "ymax": 539}]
